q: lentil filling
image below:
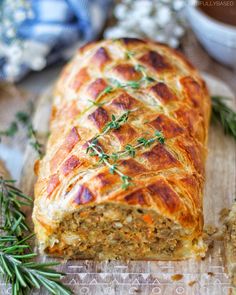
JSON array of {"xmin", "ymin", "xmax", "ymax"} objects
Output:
[{"xmin": 45, "ymin": 203, "xmax": 193, "ymax": 260}]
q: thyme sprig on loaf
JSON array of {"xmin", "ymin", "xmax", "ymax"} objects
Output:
[
  {"xmin": 86, "ymin": 111, "xmax": 165, "ymax": 189},
  {"xmin": 0, "ymin": 176, "xmax": 72, "ymax": 295}
]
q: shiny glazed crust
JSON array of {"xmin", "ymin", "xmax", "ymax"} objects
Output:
[{"xmin": 33, "ymin": 38, "xmax": 211, "ymax": 259}]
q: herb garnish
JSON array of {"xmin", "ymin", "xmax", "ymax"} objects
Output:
[
  {"xmin": 27, "ymin": 124, "xmax": 43, "ymax": 158},
  {"xmin": 0, "ymin": 177, "xmax": 72, "ymax": 295},
  {"xmin": 125, "ymin": 50, "xmax": 135, "ymax": 59},
  {"xmin": 0, "ymin": 178, "xmax": 31, "ymax": 237},
  {"xmin": 88, "ymin": 100, "xmax": 107, "ymax": 107},
  {"xmin": 109, "ymin": 76, "xmax": 154, "ymax": 91},
  {"xmin": 0, "ymin": 235, "xmax": 72, "ymax": 295},
  {"xmin": 86, "ymin": 140, "xmax": 132, "ymax": 189},
  {"xmin": 0, "ymin": 110, "xmax": 43, "ymax": 158},
  {"xmin": 0, "ymin": 122, "xmax": 18, "ymax": 137},
  {"xmin": 86, "ymin": 110, "xmax": 165, "ymax": 189},
  {"xmin": 211, "ymin": 95, "xmax": 236, "ymax": 140},
  {"xmin": 110, "ymin": 130, "xmax": 165, "ymax": 161},
  {"xmin": 86, "ymin": 111, "xmax": 132, "ymax": 189}
]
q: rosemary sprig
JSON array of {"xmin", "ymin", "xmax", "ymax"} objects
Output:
[
  {"xmin": 0, "ymin": 178, "xmax": 72, "ymax": 294},
  {"xmin": 0, "ymin": 178, "xmax": 32, "ymax": 237},
  {"xmin": 211, "ymin": 95, "xmax": 236, "ymax": 140},
  {"xmin": 0, "ymin": 236, "xmax": 71, "ymax": 295}
]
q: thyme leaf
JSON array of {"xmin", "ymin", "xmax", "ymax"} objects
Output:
[
  {"xmin": 102, "ymin": 111, "xmax": 130, "ymax": 134},
  {"xmin": 0, "ymin": 110, "xmax": 43, "ymax": 158},
  {"xmin": 112, "ymin": 130, "xmax": 165, "ymax": 160},
  {"xmin": 86, "ymin": 141, "xmax": 132, "ymax": 189},
  {"xmin": 85, "ymin": 107, "xmax": 165, "ymax": 190},
  {"xmin": 88, "ymin": 100, "xmax": 107, "ymax": 107},
  {"xmin": 0, "ymin": 122, "xmax": 18, "ymax": 138},
  {"xmin": 125, "ymin": 51, "xmax": 135, "ymax": 59},
  {"xmin": 27, "ymin": 125, "xmax": 43, "ymax": 158}
]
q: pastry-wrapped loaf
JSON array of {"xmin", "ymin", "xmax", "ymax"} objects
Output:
[{"xmin": 33, "ymin": 38, "xmax": 211, "ymax": 260}]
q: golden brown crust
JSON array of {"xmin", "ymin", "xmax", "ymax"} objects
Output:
[{"xmin": 33, "ymin": 38, "xmax": 211, "ymax": 258}]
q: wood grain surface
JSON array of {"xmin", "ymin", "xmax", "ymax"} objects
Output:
[{"xmin": 0, "ymin": 74, "xmax": 236, "ymax": 295}]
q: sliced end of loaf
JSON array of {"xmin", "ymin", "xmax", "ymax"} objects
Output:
[{"xmin": 38, "ymin": 203, "xmax": 206, "ymax": 260}]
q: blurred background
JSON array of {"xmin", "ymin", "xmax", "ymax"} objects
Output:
[{"xmin": 0, "ymin": 0, "xmax": 235, "ymax": 92}]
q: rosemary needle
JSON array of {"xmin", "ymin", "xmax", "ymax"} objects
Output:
[
  {"xmin": 0, "ymin": 178, "xmax": 32, "ymax": 238},
  {"xmin": 0, "ymin": 178, "xmax": 72, "ymax": 294},
  {"xmin": 211, "ymin": 95, "xmax": 236, "ymax": 140},
  {"xmin": 0, "ymin": 236, "xmax": 72, "ymax": 295}
]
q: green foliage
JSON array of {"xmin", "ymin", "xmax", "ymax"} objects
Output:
[
  {"xmin": 0, "ymin": 110, "xmax": 43, "ymax": 158},
  {"xmin": 211, "ymin": 95, "xmax": 236, "ymax": 140},
  {"xmin": 0, "ymin": 178, "xmax": 72, "ymax": 295}
]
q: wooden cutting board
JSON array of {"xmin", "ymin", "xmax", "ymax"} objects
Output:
[{"xmin": 1, "ymin": 73, "xmax": 236, "ymax": 295}]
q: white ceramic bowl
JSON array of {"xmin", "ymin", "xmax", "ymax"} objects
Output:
[{"xmin": 185, "ymin": 5, "xmax": 236, "ymax": 68}]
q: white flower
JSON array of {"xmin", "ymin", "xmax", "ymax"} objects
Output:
[
  {"xmin": 156, "ymin": 6, "xmax": 172, "ymax": 26},
  {"xmin": 114, "ymin": 4, "xmax": 128, "ymax": 20},
  {"xmin": 7, "ymin": 43, "xmax": 22, "ymax": 57},
  {"xmin": 119, "ymin": 18, "xmax": 139, "ymax": 29},
  {"xmin": 14, "ymin": 10, "xmax": 26, "ymax": 22},
  {"xmin": 173, "ymin": 25, "xmax": 184, "ymax": 37},
  {"xmin": 132, "ymin": 0, "xmax": 153, "ymax": 16},
  {"xmin": 30, "ymin": 57, "xmax": 47, "ymax": 71},
  {"xmin": 139, "ymin": 17, "xmax": 157, "ymax": 36},
  {"xmin": 105, "ymin": 0, "xmax": 188, "ymax": 48},
  {"xmin": 23, "ymin": 40, "xmax": 50, "ymax": 58},
  {"xmin": 154, "ymin": 34, "xmax": 167, "ymax": 43},
  {"xmin": 168, "ymin": 37, "xmax": 179, "ymax": 48},
  {"xmin": 6, "ymin": 28, "xmax": 16, "ymax": 38},
  {"xmin": 173, "ymin": 0, "xmax": 185, "ymax": 11},
  {"xmin": 104, "ymin": 27, "xmax": 127, "ymax": 39},
  {"xmin": 4, "ymin": 63, "xmax": 21, "ymax": 80}
]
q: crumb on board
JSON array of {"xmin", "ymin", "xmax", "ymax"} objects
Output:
[
  {"xmin": 207, "ymin": 272, "xmax": 214, "ymax": 276},
  {"xmin": 203, "ymin": 224, "xmax": 224, "ymax": 242},
  {"xmin": 219, "ymin": 208, "xmax": 230, "ymax": 222},
  {"xmin": 188, "ymin": 280, "xmax": 197, "ymax": 287},
  {"xmin": 171, "ymin": 274, "xmax": 183, "ymax": 281},
  {"xmin": 204, "ymin": 224, "xmax": 218, "ymax": 236}
]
